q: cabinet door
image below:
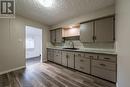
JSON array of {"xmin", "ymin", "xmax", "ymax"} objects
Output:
[
  {"xmin": 47, "ymin": 49, "xmax": 54, "ymax": 62},
  {"xmin": 95, "ymin": 17, "xmax": 114, "ymax": 42},
  {"xmin": 75, "ymin": 53, "xmax": 90, "ymax": 74},
  {"xmin": 50, "ymin": 30, "xmax": 56, "ymax": 43},
  {"xmin": 54, "ymin": 50, "xmax": 62, "ymax": 64},
  {"xmin": 56, "ymin": 29, "xmax": 62, "ymax": 43},
  {"xmin": 67, "ymin": 52, "xmax": 75, "ymax": 68},
  {"xmin": 91, "ymin": 60, "xmax": 116, "ymax": 82},
  {"xmin": 75, "ymin": 56, "xmax": 90, "ymax": 74},
  {"xmin": 80, "ymin": 22, "xmax": 94, "ymax": 42},
  {"xmin": 61, "ymin": 51, "xmax": 68, "ymax": 66}
]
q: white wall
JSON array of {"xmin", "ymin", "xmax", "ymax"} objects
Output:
[
  {"xmin": 26, "ymin": 26, "xmax": 42, "ymax": 59},
  {"xmin": 51, "ymin": 5, "xmax": 115, "ymax": 29},
  {"xmin": 116, "ymin": 0, "xmax": 130, "ymax": 87},
  {"xmin": 0, "ymin": 16, "xmax": 49, "ymax": 74}
]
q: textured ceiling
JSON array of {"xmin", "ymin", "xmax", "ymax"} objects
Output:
[{"xmin": 16, "ymin": 0, "xmax": 115, "ymax": 26}]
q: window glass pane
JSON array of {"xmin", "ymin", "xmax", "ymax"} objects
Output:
[{"xmin": 26, "ymin": 38, "xmax": 34, "ymax": 49}]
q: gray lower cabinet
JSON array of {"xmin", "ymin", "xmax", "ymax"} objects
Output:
[
  {"xmin": 75, "ymin": 53, "xmax": 91, "ymax": 74},
  {"xmin": 61, "ymin": 51, "xmax": 68, "ymax": 66},
  {"xmin": 47, "ymin": 48, "xmax": 117, "ymax": 82},
  {"xmin": 61, "ymin": 51, "xmax": 75, "ymax": 68},
  {"xmin": 47, "ymin": 49, "xmax": 54, "ymax": 62},
  {"xmin": 67, "ymin": 52, "xmax": 75, "ymax": 68},
  {"xmin": 91, "ymin": 55, "xmax": 117, "ymax": 82},
  {"xmin": 54, "ymin": 50, "xmax": 62, "ymax": 64}
]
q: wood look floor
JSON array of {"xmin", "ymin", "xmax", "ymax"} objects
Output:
[
  {"xmin": 0, "ymin": 62, "xmax": 116, "ymax": 87},
  {"xmin": 26, "ymin": 56, "xmax": 41, "ymax": 66}
]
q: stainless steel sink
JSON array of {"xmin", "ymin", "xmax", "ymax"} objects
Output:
[{"xmin": 63, "ymin": 48, "xmax": 79, "ymax": 50}]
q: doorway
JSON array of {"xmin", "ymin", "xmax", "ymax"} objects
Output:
[{"xmin": 25, "ymin": 26, "xmax": 42, "ymax": 66}]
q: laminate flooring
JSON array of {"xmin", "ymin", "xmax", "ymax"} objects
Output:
[{"xmin": 0, "ymin": 62, "xmax": 116, "ymax": 87}]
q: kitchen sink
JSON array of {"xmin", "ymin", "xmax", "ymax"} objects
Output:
[{"xmin": 63, "ymin": 48, "xmax": 79, "ymax": 50}]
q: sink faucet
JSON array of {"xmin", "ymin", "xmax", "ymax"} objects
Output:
[{"xmin": 70, "ymin": 41, "xmax": 75, "ymax": 48}]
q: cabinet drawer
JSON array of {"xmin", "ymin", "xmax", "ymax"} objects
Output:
[
  {"xmin": 99, "ymin": 55, "xmax": 117, "ymax": 62},
  {"xmin": 85, "ymin": 53, "xmax": 98, "ymax": 59},
  {"xmin": 75, "ymin": 57, "xmax": 90, "ymax": 74},
  {"xmin": 54, "ymin": 50, "xmax": 62, "ymax": 64},
  {"xmin": 61, "ymin": 51, "xmax": 68, "ymax": 66},
  {"xmin": 75, "ymin": 52, "xmax": 84, "ymax": 57},
  {"xmin": 47, "ymin": 49, "xmax": 54, "ymax": 61},
  {"xmin": 54, "ymin": 50, "xmax": 61, "ymax": 54},
  {"xmin": 92, "ymin": 60, "xmax": 116, "ymax": 71},
  {"xmin": 91, "ymin": 66, "xmax": 116, "ymax": 82}
]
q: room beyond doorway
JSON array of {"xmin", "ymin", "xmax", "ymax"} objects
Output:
[{"xmin": 25, "ymin": 26, "xmax": 42, "ymax": 66}]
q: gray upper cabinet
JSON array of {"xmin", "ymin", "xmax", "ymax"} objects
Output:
[
  {"xmin": 95, "ymin": 17, "xmax": 114, "ymax": 42},
  {"xmin": 80, "ymin": 22, "xmax": 94, "ymax": 42},
  {"xmin": 50, "ymin": 28, "xmax": 62, "ymax": 43},
  {"xmin": 80, "ymin": 16, "xmax": 115, "ymax": 43},
  {"xmin": 50, "ymin": 30, "xmax": 56, "ymax": 43},
  {"xmin": 56, "ymin": 29, "xmax": 62, "ymax": 43}
]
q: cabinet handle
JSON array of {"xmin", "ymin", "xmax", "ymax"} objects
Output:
[
  {"xmin": 80, "ymin": 67, "xmax": 84, "ymax": 69},
  {"xmin": 93, "ymin": 36, "xmax": 96, "ymax": 40},
  {"xmin": 66, "ymin": 55, "xmax": 69, "ymax": 58},
  {"xmin": 89, "ymin": 56, "xmax": 93, "ymax": 58},
  {"xmin": 104, "ymin": 57, "xmax": 110, "ymax": 60},
  {"xmin": 80, "ymin": 59, "xmax": 84, "ymax": 62},
  {"xmin": 100, "ymin": 64, "xmax": 106, "ymax": 67},
  {"xmin": 78, "ymin": 54, "xmax": 81, "ymax": 56}
]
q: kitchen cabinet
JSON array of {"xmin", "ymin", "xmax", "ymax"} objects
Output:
[
  {"xmin": 95, "ymin": 17, "xmax": 114, "ymax": 42},
  {"xmin": 47, "ymin": 48, "xmax": 117, "ymax": 82},
  {"xmin": 91, "ymin": 55, "xmax": 117, "ymax": 82},
  {"xmin": 54, "ymin": 50, "xmax": 62, "ymax": 64},
  {"xmin": 47, "ymin": 49, "xmax": 54, "ymax": 62},
  {"xmin": 56, "ymin": 29, "xmax": 63, "ymax": 43},
  {"xmin": 61, "ymin": 51, "xmax": 68, "ymax": 66},
  {"xmin": 50, "ymin": 28, "xmax": 62, "ymax": 43},
  {"xmin": 67, "ymin": 52, "xmax": 75, "ymax": 68},
  {"xmin": 75, "ymin": 53, "xmax": 91, "ymax": 74},
  {"xmin": 80, "ymin": 22, "xmax": 94, "ymax": 42},
  {"xmin": 61, "ymin": 51, "xmax": 75, "ymax": 68},
  {"xmin": 80, "ymin": 16, "xmax": 115, "ymax": 43}
]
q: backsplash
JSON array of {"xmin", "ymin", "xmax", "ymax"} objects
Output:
[{"xmin": 48, "ymin": 40, "xmax": 115, "ymax": 50}]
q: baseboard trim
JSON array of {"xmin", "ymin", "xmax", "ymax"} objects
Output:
[{"xmin": 0, "ymin": 66, "xmax": 26, "ymax": 75}]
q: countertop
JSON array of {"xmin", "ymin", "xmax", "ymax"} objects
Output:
[{"xmin": 47, "ymin": 47, "xmax": 117, "ymax": 55}]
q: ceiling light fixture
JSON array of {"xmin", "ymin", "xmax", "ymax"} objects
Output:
[
  {"xmin": 69, "ymin": 26, "xmax": 73, "ymax": 28},
  {"xmin": 38, "ymin": 0, "xmax": 55, "ymax": 8}
]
